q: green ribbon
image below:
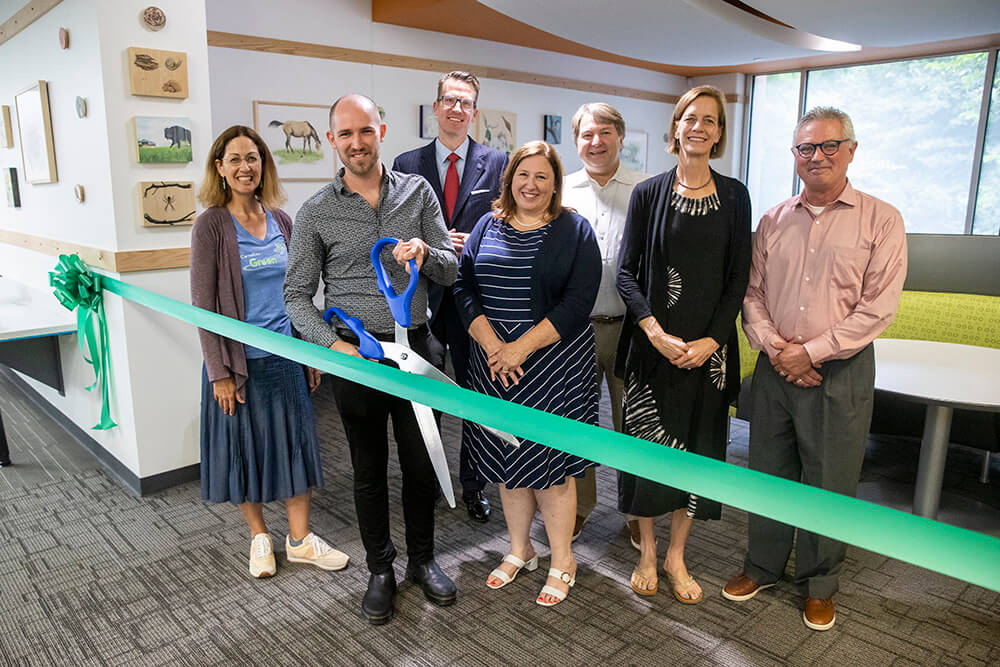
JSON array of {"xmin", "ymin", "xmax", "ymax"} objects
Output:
[
  {"xmin": 52, "ymin": 254, "xmax": 1000, "ymax": 592},
  {"xmin": 48, "ymin": 254, "xmax": 116, "ymax": 429}
]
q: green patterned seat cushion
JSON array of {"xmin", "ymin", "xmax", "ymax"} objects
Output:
[
  {"xmin": 735, "ymin": 291, "xmax": 1000, "ymax": 382},
  {"xmin": 880, "ymin": 291, "xmax": 1000, "ymax": 349}
]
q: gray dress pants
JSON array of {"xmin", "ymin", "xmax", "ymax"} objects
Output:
[{"xmin": 743, "ymin": 345, "xmax": 874, "ymax": 599}]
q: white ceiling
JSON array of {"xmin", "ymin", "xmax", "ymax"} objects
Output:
[{"xmin": 480, "ymin": 0, "xmax": 1000, "ymax": 66}]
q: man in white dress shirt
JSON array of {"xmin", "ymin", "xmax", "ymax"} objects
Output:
[{"xmin": 562, "ymin": 103, "xmax": 649, "ymax": 544}]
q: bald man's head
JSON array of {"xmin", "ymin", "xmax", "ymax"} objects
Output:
[
  {"xmin": 326, "ymin": 93, "xmax": 386, "ymax": 179},
  {"xmin": 329, "ymin": 93, "xmax": 380, "ymax": 131}
]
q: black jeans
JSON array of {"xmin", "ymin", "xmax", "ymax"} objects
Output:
[
  {"xmin": 428, "ymin": 293, "xmax": 484, "ymax": 496},
  {"xmin": 329, "ymin": 325, "xmax": 438, "ymax": 574}
]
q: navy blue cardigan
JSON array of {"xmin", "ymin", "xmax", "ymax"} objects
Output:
[{"xmin": 453, "ymin": 209, "xmax": 601, "ymax": 339}]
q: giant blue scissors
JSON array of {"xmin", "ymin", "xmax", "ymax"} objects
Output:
[{"xmin": 324, "ymin": 238, "xmax": 519, "ymax": 509}]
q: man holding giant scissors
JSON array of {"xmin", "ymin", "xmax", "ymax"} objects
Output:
[{"xmin": 284, "ymin": 94, "xmax": 458, "ymax": 625}]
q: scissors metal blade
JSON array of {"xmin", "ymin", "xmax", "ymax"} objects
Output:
[
  {"xmin": 380, "ymin": 341, "xmax": 522, "ymax": 448},
  {"xmin": 410, "ymin": 400, "xmax": 456, "ymax": 508}
]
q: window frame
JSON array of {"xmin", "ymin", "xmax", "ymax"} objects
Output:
[{"xmin": 742, "ymin": 48, "xmax": 1000, "ymax": 236}]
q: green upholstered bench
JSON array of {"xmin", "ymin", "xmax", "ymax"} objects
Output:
[
  {"xmin": 734, "ymin": 290, "xmax": 1000, "ymax": 480},
  {"xmin": 878, "ymin": 291, "xmax": 1000, "ymax": 348}
]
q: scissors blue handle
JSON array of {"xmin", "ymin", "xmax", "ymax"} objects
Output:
[
  {"xmin": 323, "ymin": 307, "xmax": 385, "ymax": 361},
  {"xmin": 371, "ymin": 237, "xmax": 419, "ymax": 328}
]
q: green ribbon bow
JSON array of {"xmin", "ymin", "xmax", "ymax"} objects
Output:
[{"xmin": 49, "ymin": 254, "xmax": 116, "ymax": 430}]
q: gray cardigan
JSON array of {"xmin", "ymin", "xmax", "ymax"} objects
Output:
[{"xmin": 190, "ymin": 205, "xmax": 293, "ymax": 398}]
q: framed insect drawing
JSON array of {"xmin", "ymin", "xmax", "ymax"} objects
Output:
[{"xmin": 140, "ymin": 181, "xmax": 195, "ymax": 227}]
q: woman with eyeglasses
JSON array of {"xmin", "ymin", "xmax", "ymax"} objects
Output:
[
  {"xmin": 616, "ymin": 86, "xmax": 751, "ymax": 602},
  {"xmin": 191, "ymin": 125, "xmax": 347, "ymax": 579}
]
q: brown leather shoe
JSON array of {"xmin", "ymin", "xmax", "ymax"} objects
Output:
[
  {"xmin": 571, "ymin": 515, "xmax": 587, "ymax": 542},
  {"xmin": 722, "ymin": 573, "xmax": 775, "ymax": 601},
  {"xmin": 626, "ymin": 519, "xmax": 641, "ymax": 550},
  {"xmin": 803, "ymin": 597, "xmax": 836, "ymax": 630}
]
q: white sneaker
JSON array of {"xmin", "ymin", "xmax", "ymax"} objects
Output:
[
  {"xmin": 286, "ymin": 532, "xmax": 349, "ymax": 571},
  {"xmin": 249, "ymin": 533, "xmax": 276, "ymax": 578}
]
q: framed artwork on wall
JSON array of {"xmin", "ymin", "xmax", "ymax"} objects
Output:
[
  {"xmin": 132, "ymin": 116, "xmax": 193, "ymax": 163},
  {"xmin": 140, "ymin": 181, "xmax": 195, "ymax": 226},
  {"xmin": 419, "ymin": 104, "xmax": 438, "ymax": 139},
  {"xmin": 252, "ymin": 100, "xmax": 336, "ymax": 182},
  {"xmin": 543, "ymin": 115, "xmax": 562, "ymax": 144},
  {"xmin": 4, "ymin": 167, "xmax": 20, "ymax": 207},
  {"xmin": 475, "ymin": 109, "xmax": 516, "ymax": 155},
  {"xmin": 127, "ymin": 47, "xmax": 189, "ymax": 99},
  {"xmin": 14, "ymin": 80, "xmax": 58, "ymax": 184},
  {"xmin": 0, "ymin": 105, "xmax": 13, "ymax": 148},
  {"xmin": 621, "ymin": 130, "xmax": 648, "ymax": 173}
]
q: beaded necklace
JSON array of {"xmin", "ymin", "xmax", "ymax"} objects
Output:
[{"xmin": 670, "ymin": 190, "xmax": 720, "ymax": 216}]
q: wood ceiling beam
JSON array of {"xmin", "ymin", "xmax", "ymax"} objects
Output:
[
  {"xmin": 372, "ymin": 1, "xmax": 1000, "ymax": 76},
  {"xmin": 0, "ymin": 0, "xmax": 62, "ymax": 48}
]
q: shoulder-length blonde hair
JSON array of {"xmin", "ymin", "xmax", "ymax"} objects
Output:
[
  {"xmin": 197, "ymin": 125, "xmax": 286, "ymax": 209},
  {"xmin": 668, "ymin": 85, "xmax": 728, "ymax": 159},
  {"xmin": 492, "ymin": 141, "xmax": 564, "ymax": 222}
]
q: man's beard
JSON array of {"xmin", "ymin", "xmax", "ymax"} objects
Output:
[{"xmin": 341, "ymin": 149, "xmax": 377, "ymax": 177}]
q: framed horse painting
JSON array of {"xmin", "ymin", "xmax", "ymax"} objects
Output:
[{"xmin": 252, "ymin": 101, "xmax": 336, "ymax": 182}]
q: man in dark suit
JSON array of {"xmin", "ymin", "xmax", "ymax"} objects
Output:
[{"xmin": 392, "ymin": 71, "xmax": 508, "ymax": 523}]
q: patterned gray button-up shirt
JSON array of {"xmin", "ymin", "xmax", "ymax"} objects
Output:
[{"xmin": 284, "ymin": 166, "xmax": 458, "ymax": 347}]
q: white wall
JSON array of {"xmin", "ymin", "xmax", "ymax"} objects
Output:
[
  {"xmin": 92, "ymin": 0, "xmax": 211, "ymax": 476},
  {"xmin": 689, "ymin": 73, "xmax": 749, "ymax": 178},
  {"xmin": 0, "ymin": 0, "xmax": 211, "ymax": 479},
  {"xmin": 95, "ymin": 0, "xmax": 213, "ymax": 253},
  {"xmin": 0, "ymin": 0, "xmax": 141, "ymax": 471},
  {"xmin": 206, "ymin": 0, "xmax": 691, "ymax": 215},
  {"xmin": 0, "ymin": 0, "xmax": 751, "ymax": 483},
  {"xmin": 0, "ymin": 0, "xmax": 116, "ymax": 249}
]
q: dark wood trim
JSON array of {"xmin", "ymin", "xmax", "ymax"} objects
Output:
[{"xmin": 206, "ymin": 30, "xmax": 679, "ymax": 103}]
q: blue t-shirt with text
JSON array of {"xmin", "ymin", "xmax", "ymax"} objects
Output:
[{"xmin": 235, "ymin": 211, "xmax": 293, "ymax": 358}]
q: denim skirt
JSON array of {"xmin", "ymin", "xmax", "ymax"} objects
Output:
[{"xmin": 200, "ymin": 355, "xmax": 323, "ymax": 504}]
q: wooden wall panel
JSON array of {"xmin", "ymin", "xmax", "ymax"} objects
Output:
[{"xmin": 0, "ymin": 230, "xmax": 190, "ymax": 272}]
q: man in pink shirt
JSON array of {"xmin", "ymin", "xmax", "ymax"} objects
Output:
[{"xmin": 723, "ymin": 107, "xmax": 907, "ymax": 631}]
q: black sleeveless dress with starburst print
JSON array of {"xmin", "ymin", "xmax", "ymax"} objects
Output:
[{"xmin": 615, "ymin": 168, "xmax": 752, "ymax": 520}]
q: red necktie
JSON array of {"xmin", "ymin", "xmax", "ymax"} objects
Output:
[{"xmin": 444, "ymin": 152, "xmax": 460, "ymax": 222}]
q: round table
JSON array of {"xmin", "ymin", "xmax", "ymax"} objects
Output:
[{"xmin": 874, "ymin": 338, "xmax": 1000, "ymax": 518}]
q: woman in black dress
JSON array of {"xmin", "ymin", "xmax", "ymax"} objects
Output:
[{"xmin": 616, "ymin": 86, "xmax": 751, "ymax": 602}]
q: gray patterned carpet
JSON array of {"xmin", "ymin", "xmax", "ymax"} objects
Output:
[{"xmin": 1, "ymin": 369, "xmax": 999, "ymax": 666}]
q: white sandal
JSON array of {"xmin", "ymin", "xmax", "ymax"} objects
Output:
[
  {"xmin": 536, "ymin": 567, "xmax": 575, "ymax": 606},
  {"xmin": 486, "ymin": 553, "xmax": 538, "ymax": 589}
]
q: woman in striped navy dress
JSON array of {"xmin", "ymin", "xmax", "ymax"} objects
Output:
[{"xmin": 454, "ymin": 141, "xmax": 601, "ymax": 607}]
